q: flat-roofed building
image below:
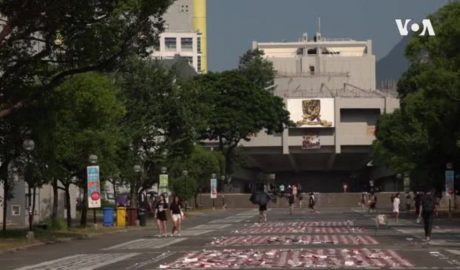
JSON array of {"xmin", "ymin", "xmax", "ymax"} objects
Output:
[{"xmin": 224, "ymin": 33, "xmax": 399, "ymax": 192}]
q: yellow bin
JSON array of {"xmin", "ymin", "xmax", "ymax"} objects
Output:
[{"xmin": 116, "ymin": 207, "xmax": 126, "ymax": 227}]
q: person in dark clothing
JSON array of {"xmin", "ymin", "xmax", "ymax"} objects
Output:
[
  {"xmin": 155, "ymin": 194, "xmax": 169, "ymax": 237},
  {"xmin": 258, "ymin": 192, "xmax": 270, "ymax": 222},
  {"xmin": 170, "ymin": 195, "xmax": 184, "ymax": 236},
  {"xmin": 419, "ymin": 191, "xmax": 435, "ymax": 241},
  {"xmin": 368, "ymin": 192, "xmax": 377, "ymax": 213},
  {"xmin": 288, "ymin": 191, "xmax": 295, "ymax": 215}
]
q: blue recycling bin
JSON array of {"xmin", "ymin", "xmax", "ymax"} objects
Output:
[{"xmin": 103, "ymin": 207, "xmax": 114, "ymax": 226}]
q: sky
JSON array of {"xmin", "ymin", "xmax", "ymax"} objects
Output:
[{"xmin": 207, "ymin": 0, "xmax": 449, "ymax": 71}]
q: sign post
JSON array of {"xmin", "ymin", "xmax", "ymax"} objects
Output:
[
  {"xmin": 159, "ymin": 174, "xmax": 169, "ymax": 196},
  {"xmin": 210, "ymin": 176, "xmax": 217, "ymax": 209},
  {"xmin": 87, "ymin": 165, "xmax": 101, "ymax": 227},
  {"xmin": 446, "ymin": 163, "xmax": 455, "ymax": 218}
]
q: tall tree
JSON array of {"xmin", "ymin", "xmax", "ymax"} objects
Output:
[
  {"xmin": 239, "ymin": 49, "xmax": 275, "ymax": 89},
  {"xmin": 36, "ymin": 72, "xmax": 125, "ymax": 227},
  {"xmin": 373, "ymin": 2, "xmax": 460, "ymax": 189},
  {"xmin": 0, "ymin": 0, "xmax": 171, "ymax": 118},
  {"xmin": 199, "ymin": 70, "xmax": 291, "ymax": 180},
  {"xmin": 116, "ymin": 58, "xmax": 197, "ymax": 206}
]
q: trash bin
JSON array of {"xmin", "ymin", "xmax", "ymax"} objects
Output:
[
  {"xmin": 138, "ymin": 208, "xmax": 146, "ymax": 227},
  {"xmin": 127, "ymin": 207, "xmax": 137, "ymax": 226},
  {"xmin": 103, "ymin": 207, "xmax": 114, "ymax": 226},
  {"xmin": 116, "ymin": 207, "xmax": 126, "ymax": 227}
]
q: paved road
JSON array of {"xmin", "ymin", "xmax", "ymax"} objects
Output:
[{"xmin": 3, "ymin": 207, "xmax": 460, "ymax": 269}]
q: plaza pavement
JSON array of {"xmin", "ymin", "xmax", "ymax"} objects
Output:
[{"xmin": 2, "ymin": 206, "xmax": 460, "ymax": 269}]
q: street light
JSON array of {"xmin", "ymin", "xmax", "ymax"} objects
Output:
[
  {"xmin": 23, "ymin": 139, "xmax": 35, "ymax": 233},
  {"xmin": 88, "ymin": 154, "xmax": 98, "ymax": 165},
  {"xmin": 133, "ymin": 164, "xmax": 142, "ymax": 207},
  {"xmin": 183, "ymin": 170, "xmax": 188, "ymax": 211}
]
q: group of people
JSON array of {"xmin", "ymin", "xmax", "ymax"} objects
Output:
[
  {"xmin": 251, "ymin": 184, "xmax": 318, "ymax": 223},
  {"xmin": 364, "ymin": 190, "xmax": 438, "ymax": 241},
  {"xmin": 151, "ymin": 194, "xmax": 185, "ymax": 237}
]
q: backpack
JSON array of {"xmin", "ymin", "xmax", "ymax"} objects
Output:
[{"xmin": 422, "ymin": 194, "xmax": 435, "ymax": 212}]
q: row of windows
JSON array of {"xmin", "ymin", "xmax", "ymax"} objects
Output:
[{"xmin": 164, "ymin": 37, "xmax": 198, "ymax": 51}]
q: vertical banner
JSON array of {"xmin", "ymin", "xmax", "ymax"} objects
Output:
[
  {"xmin": 445, "ymin": 170, "xmax": 455, "ymax": 195},
  {"xmin": 159, "ymin": 174, "xmax": 169, "ymax": 195},
  {"xmin": 87, "ymin": 165, "xmax": 101, "ymax": 208},
  {"xmin": 210, "ymin": 178, "xmax": 217, "ymax": 199}
]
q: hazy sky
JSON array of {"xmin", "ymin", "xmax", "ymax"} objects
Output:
[{"xmin": 207, "ymin": 0, "xmax": 449, "ymax": 71}]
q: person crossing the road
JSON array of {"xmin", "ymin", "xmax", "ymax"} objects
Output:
[
  {"xmin": 419, "ymin": 190, "xmax": 436, "ymax": 241},
  {"xmin": 392, "ymin": 192, "xmax": 400, "ymax": 223},
  {"xmin": 170, "ymin": 195, "xmax": 184, "ymax": 236},
  {"xmin": 155, "ymin": 194, "xmax": 169, "ymax": 237}
]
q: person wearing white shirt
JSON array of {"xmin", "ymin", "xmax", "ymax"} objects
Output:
[{"xmin": 393, "ymin": 193, "xmax": 401, "ymax": 223}]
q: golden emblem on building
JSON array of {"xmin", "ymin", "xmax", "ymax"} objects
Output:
[{"xmin": 296, "ymin": 99, "xmax": 332, "ymax": 127}]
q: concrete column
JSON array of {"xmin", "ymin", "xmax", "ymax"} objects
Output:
[
  {"xmin": 334, "ymin": 97, "xmax": 341, "ymax": 154},
  {"xmin": 282, "ymin": 128, "xmax": 289, "ymax": 154}
]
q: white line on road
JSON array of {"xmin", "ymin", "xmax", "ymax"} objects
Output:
[
  {"xmin": 103, "ymin": 237, "xmax": 186, "ymax": 250},
  {"xmin": 14, "ymin": 253, "xmax": 139, "ymax": 270}
]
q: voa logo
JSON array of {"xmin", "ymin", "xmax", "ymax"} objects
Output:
[{"xmin": 395, "ymin": 19, "xmax": 435, "ymax": 36}]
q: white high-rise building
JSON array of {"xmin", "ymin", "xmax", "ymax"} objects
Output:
[{"xmin": 151, "ymin": 0, "xmax": 207, "ymax": 74}]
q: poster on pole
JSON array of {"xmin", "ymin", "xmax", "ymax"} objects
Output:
[
  {"xmin": 445, "ymin": 170, "xmax": 454, "ymax": 195},
  {"xmin": 159, "ymin": 174, "xmax": 169, "ymax": 195},
  {"xmin": 210, "ymin": 178, "xmax": 217, "ymax": 199},
  {"xmin": 87, "ymin": 165, "xmax": 101, "ymax": 208}
]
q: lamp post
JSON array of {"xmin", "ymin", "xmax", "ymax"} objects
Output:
[
  {"xmin": 133, "ymin": 164, "xmax": 142, "ymax": 207},
  {"xmin": 183, "ymin": 170, "xmax": 188, "ymax": 211},
  {"xmin": 23, "ymin": 139, "xmax": 35, "ymax": 234}
]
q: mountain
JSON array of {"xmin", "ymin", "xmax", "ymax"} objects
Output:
[{"xmin": 376, "ymin": 36, "xmax": 411, "ymax": 89}]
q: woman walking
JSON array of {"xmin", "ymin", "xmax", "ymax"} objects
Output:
[
  {"xmin": 155, "ymin": 194, "xmax": 169, "ymax": 237},
  {"xmin": 170, "ymin": 195, "xmax": 184, "ymax": 236},
  {"xmin": 393, "ymin": 193, "xmax": 400, "ymax": 223}
]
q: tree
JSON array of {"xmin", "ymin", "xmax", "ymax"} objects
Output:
[
  {"xmin": 171, "ymin": 175, "xmax": 197, "ymax": 203},
  {"xmin": 0, "ymin": 0, "xmax": 171, "ymax": 118},
  {"xmin": 239, "ymin": 49, "xmax": 275, "ymax": 89},
  {"xmin": 115, "ymin": 58, "xmax": 197, "ymax": 207},
  {"xmin": 373, "ymin": 2, "xmax": 460, "ymax": 189},
  {"xmin": 198, "ymin": 70, "xmax": 291, "ymax": 180},
  {"xmin": 36, "ymin": 72, "xmax": 125, "ymax": 227}
]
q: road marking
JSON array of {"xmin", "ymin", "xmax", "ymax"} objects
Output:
[
  {"xmin": 125, "ymin": 251, "xmax": 175, "ymax": 270},
  {"xmin": 234, "ymin": 226, "xmax": 365, "ymax": 234},
  {"xmin": 162, "ymin": 248, "xmax": 413, "ymax": 269},
  {"xmin": 209, "ymin": 235, "xmax": 379, "ymax": 246},
  {"xmin": 14, "ymin": 253, "xmax": 139, "ymax": 270},
  {"xmin": 180, "ymin": 229, "xmax": 214, "ymax": 236},
  {"xmin": 191, "ymin": 224, "xmax": 231, "ymax": 230},
  {"xmin": 103, "ymin": 237, "xmax": 186, "ymax": 250}
]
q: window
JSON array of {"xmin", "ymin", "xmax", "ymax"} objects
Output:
[
  {"xmin": 181, "ymin": 37, "xmax": 193, "ymax": 50},
  {"xmin": 197, "ymin": 55, "xmax": 202, "ymax": 72},
  {"xmin": 197, "ymin": 37, "xmax": 201, "ymax": 53},
  {"xmin": 165, "ymin": 37, "xmax": 176, "ymax": 50},
  {"xmin": 181, "ymin": 5, "xmax": 189, "ymax": 12}
]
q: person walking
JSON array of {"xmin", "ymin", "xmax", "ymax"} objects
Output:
[
  {"xmin": 258, "ymin": 191, "xmax": 270, "ymax": 223},
  {"xmin": 393, "ymin": 193, "xmax": 400, "ymax": 223},
  {"xmin": 288, "ymin": 189, "xmax": 295, "ymax": 215},
  {"xmin": 308, "ymin": 192, "xmax": 317, "ymax": 213},
  {"xmin": 368, "ymin": 192, "xmax": 377, "ymax": 213},
  {"xmin": 155, "ymin": 194, "xmax": 169, "ymax": 237},
  {"xmin": 170, "ymin": 195, "xmax": 184, "ymax": 236},
  {"xmin": 419, "ymin": 190, "xmax": 435, "ymax": 241},
  {"xmin": 360, "ymin": 192, "xmax": 368, "ymax": 210}
]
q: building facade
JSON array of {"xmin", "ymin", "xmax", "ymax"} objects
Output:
[
  {"xmin": 151, "ymin": 0, "xmax": 208, "ymax": 74},
  {"xmin": 228, "ymin": 33, "xmax": 399, "ymax": 192}
]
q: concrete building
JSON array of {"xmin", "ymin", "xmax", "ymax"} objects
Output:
[
  {"xmin": 151, "ymin": 0, "xmax": 208, "ymax": 73},
  {"xmin": 227, "ymin": 33, "xmax": 399, "ymax": 192}
]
